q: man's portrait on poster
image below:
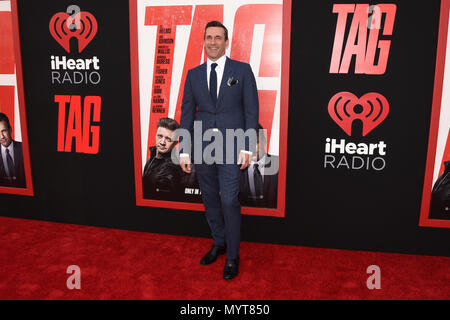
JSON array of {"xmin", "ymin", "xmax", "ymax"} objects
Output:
[{"xmin": 0, "ymin": 112, "xmax": 26, "ymax": 188}]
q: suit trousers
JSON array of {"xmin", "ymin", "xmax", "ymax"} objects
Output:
[{"xmin": 195, "ymin": 162, "xmax": 242, "ymax": 259}]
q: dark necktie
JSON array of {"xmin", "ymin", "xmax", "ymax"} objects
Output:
[
  {"xmin": 210, "ymin": 63, "xmax": 218, "ymax": 105},
  {"xmin": 253, "ymin": 163, "xmax": 264, "ymax": 200},
  {"xmin": 5, "ymin": 148, "xmax": 15, "ymax": 178}
]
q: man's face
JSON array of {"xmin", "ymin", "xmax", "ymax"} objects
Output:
[
  {"xmin": 0, "ymin": 121, "xmax": 12, "ymax": 148},
  {"xmin": 204, "ymin": 26, "xmax": 228, "ymax": 61},
  {"xmin": 155, "ymin": 126, "xmax": 176, "ymax": 155}
]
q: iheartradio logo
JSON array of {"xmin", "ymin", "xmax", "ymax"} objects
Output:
[
  {"xmin": 328, "ymin": 92, "xmax": 389, "ymax": 137},
  {"xmin": 49, "ymin": 6, "xmax": 98, "ymax": 53}
]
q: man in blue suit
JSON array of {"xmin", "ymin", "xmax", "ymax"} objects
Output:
[{"xmin": 179, "ymin": 21, "xmax": 259, "ymax": 280}]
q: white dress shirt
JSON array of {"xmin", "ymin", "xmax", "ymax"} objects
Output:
[
  {"xmin": 206, "ymin": 54, "xmax": 227, "ymax": 98},
  {"xmin": 1, "ymin": 141, "xmax": 15, "ymax": 177}
]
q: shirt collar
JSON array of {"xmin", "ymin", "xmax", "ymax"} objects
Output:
[
  {"xmin": 207, "ymin": 54, "xmax": 227, "ymax": 70},
  {"xmin": 1, "ymin": 141, "xmax": 13, "ymax": 154},
  {"xmin": 251, "ymin": 154, "xmax": 267, "ymax": 168},
  {"xmin": 257, "ymin": 155, "xmax": 267, "ymax": 168},
  {"xmin": 150, "ymin": 145, "xmax": 172, "ymax": 159}
]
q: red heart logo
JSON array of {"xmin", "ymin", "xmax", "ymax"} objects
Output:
[
  {"xmin": 49, "ymin": 11, "xmax": 98, "ymax": 53},
  {"xmin": 328, "ymin": 92, "xmax": 389, "ymax": 136}
]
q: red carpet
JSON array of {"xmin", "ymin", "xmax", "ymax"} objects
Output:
[{"xmin": 0, "ymin": 216, "xmax": 449, "ymax": 300}]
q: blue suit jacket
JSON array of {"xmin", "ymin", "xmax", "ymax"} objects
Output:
[{"xmin": 180, "ymin": 57, "xmax": 259, "ymax": 160}]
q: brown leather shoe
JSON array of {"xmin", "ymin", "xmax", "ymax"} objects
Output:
[{"xmin": 200, "ymin": 245, "xmax": 226, "ymax": 265}]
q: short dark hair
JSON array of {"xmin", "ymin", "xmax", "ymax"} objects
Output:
[
  {"xmin": 204, "ymin": 21, "xmax": 228, "ymax": 41},
  {"xmin": 0, "ymin": 112, "xmax": 12, "ymax": 131},
  {"xmin": 157, "ymin": 117, "xmax": 179, "ymax": 132}
]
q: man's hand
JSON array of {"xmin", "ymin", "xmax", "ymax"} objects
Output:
[
  {"xmin": 238, "ymin": 151, "xmax": 251, "ymax": 170},
  {"xmin": 180, "ymin": 155, "xmax": 192, "ymax": 174}
]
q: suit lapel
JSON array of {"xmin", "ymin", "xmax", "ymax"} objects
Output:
[
  {"xmin": 216, "ymin": 57, "xmax": 233, "ymax": 110},
  {"xmin": 198, "ymin": 62, "xmax": 209, "ymax": 97},
  {"xmin": 263, "ymin": 156, "xmax": 271, "ymax": 195},
  {"xmin": 243, "ymin": 168, "xmax": 251, "ymax": 194},
  {"xmin": 199, "ymin": 62, "xmax": 218, "ymax": 109},
  {"xmin": 13, "ymin": 141, "xmax": 20, "ymax": 173},
  {"xmin": 0, "ymin": 149, "xmax": 5, "ymax": 176}
]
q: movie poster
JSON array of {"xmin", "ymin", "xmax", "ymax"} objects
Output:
[
  {"xmin": 129, "ymin": 0, "xmax": 291, "ymax": 217},
  {"xmin": 420, "ymin": 0, "xmax": 450, "ymax": 228},
  {"xmin": 0, "ymin": 0, "xmax": 33, "ymax": 196}
]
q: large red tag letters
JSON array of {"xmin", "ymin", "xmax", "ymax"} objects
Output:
[{"xmin": 330, "ymin": 4, "xmax": 397, "ymax": 75}]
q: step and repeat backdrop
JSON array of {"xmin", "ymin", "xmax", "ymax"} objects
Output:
[{"xmin": 2, "ymin": 0, "xmax": 450, "ymax": 256}]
